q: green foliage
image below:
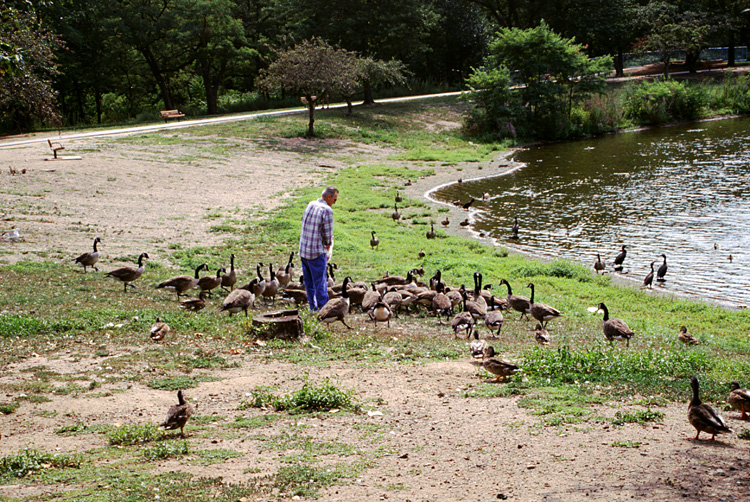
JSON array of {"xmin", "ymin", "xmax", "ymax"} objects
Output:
[
  {"xmin": 143, "ymin": 441, "xmax": 190, "ymax": 461},
  {"xmin": 622, "ymin": 78, "xmax": 706, "ymax": 125},
  {"xmin": 0, "ymin": 449, "xmax": 81, "ymax": 479},
  {"xmin": 0, "ymin": 401, "xmax": 19, "ymax": 414},
  {"xmin": 246, "ymin": 378, "xmax": 357, "ymax": 414},
  {"xmin": 192, "ymin": 449, "xmax": 244, "ymax": 465},
  {"xmin": 107, "ymin": 424, "xmax": 161, "ymax": 446},
  {"xmin": 512, "ymin": 259, "xmax": 592, "ymax": 282},
  {"xmin": 612, "ymin": 408, "xmax": 665, "ymax": 426}
]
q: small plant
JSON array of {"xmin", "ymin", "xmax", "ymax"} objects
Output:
[
  {"xmin": 0, "ymin": 401, "xmax": 20, "ymax": 414},
  {"xmin": 612, "ymin": 409, "xmax": 664, "ymax": 427},
  {"xmin": 191, "ymin": 449, "xmax": 244, "ymax": 465},
  {"xmin": 611, "ymin": 440, "xmax": 641, "ymax": 448},
  {"xmin": 143, "ymin": 441, "xmax": 189, "ymax": 461},
  {"xmin": 107, "ymin": 423, "xmax": 161, "ymax": 445},
  {"xmin": 0, "ymin": 449, "xmax": 81, "ymax": 479},
  {"xmin": 275, "ymin": 378, "xmax": 357, "ymax": 414},
  {"xmin": 147, "ymin": 376, "xmax": 198, "ymax": 391},
  {"xmin": 737, "ymin": 429, "xmax": 750, "ymax": 440}
]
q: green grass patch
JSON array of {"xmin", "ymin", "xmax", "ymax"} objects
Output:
[
  {"xmin": 245, "ymin": 378, "xmax": 358, "ymax": 414},
  {"xmin": 143, "ymin": 441, "xmax": 190, "ymax": 461},
  {"xmin": 191, "ymin": 448, "xmax": 244, "ymax": 465},
  {"xmin": 612, "ymin": 408, "xmax": 665, "ymax": 427},
  {"xmin": 0, "ymin": 449, "xmax": 82, "ymax": 480},
  {"xmin": 107, "ymin": 424, "xmax": 161, "ymax": 445}
]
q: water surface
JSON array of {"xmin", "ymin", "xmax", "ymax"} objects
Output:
[{"xmin": 431, "ymin": 118, "xmax": 750, "ymax": 308}]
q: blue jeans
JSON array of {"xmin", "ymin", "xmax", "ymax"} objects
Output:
[{"xmin": 301, "ymin": 254, "xmax": 328, "ymax": 311}]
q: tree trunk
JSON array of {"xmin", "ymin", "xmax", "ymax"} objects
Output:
[
  {"xmin": 140, "ymin": 47, "xmax": 174, "ymax": 110},
  {"xmin": 685, "ymin": 50, "xmax": 699, "ymax": 74},
  {"xmin": 346, "ymin": 98, "xmax": 353, "ymax": 116},
  {"xmin": 363, "ymin": 80, "xmax": 374, "ymax": 105},
  {"xmin": 614, "ymin": 51, "xmax": 624, "ymax": 78},
  {"xmin": 305, "ymin": 94, "xmax": 316, "ymax": 137}
]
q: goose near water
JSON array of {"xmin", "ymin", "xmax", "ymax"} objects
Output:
[
  {"xmin": 598, "ymin": 302, "xmax": 633, "ymax": 347},
  {"xmin": 528, "ymin": 282, "xmax": 561, "ymax": 328},
  {"xmin": 656, "ymin": 254, "xmax": 668, "ymax": 282}
]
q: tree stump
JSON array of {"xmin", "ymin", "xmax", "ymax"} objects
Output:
[{"xmin": 252, "ymin": 309, "xmax": 304, "ymax": 341}]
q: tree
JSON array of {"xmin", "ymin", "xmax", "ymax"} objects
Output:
[
  {"xmin": 256, "ymin": 38, "xmax": 359, "ymax": 137},
  {"xmin": 0, "ymin": 5, "xmax": 61, "ymax": 130},
  {"xmin": 464, "ymin": 22, "xmax": 612, "ymax": 139}
]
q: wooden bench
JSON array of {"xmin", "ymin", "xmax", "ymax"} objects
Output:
[
  {"xmin": 48, "ymin": 139, "xmax": 65, "ymax": 158},
  {"xmin": 160, "ymin": 109, "xmax": 185, "ymax": 122}
]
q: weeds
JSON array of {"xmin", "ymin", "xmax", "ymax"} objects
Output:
[
  {"xmin": 612, "ymin": 409, "xmax": 665, "ymax": 426},
  {"xmin": 0, "ymin": 449, "xmax": 81, "ymax": 479},
  {"xmin": 143, "ymin": 441, "xmax": 189, "ymax": 461},
  {"xmin": 107, "ymin": 424, "xmax": 161, "ymax": 445}
]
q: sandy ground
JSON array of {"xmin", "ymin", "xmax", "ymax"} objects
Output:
[{"xmin": 1, "ymin": 125, "xmax": 749, "ymax": 501}]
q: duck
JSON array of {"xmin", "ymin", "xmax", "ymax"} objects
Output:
[
  {"xmin": 728, "ymin": 381, "xmax": 750, "ymax": 420},
  {"xmin": 180, "ymin": 290, "xmax": 208, "ymax": 312},
  {"xmin": 534, "ymin": 323, "xmax": 551, "ymax": 345},
  {"xmin": 156, "ymin": 263, "xmax": 209, "ymax": 300},
  {"xmin": 395, "ymin": 191, "xmax": 402, "ymax": 203},
  {"xmin": 372, "ymin": 300, "xmax": 393, "ymax": 328},
  {"xmin": 106, "ymin": 252, "xmax": 149, "ymax": 292},
  {"xmin": 221, "ymin": 254, "xmax": 237, "ymax": 292},
  {"xmin": 392, "ymin": 203, "xmax": 401, "ymax": 222},
  {"xmin": 656, "ymin": 254, "xmax": 668, "ymax": 282},
  {"xmin": 441, "ymin": 216, "xmax": 450, "ymax": 227},
  {"xmin": 418, "ymin": 249, "xmax": 426, "ymax": 259},
  {"xmin": 218, "ymin": 288, "xmax": 255, "ymax": 316},
  {"xmin": 426, "ymin": 223, "xmax": 436, "ymax": 239},
  {"xmin": 510, "ymin": 217, "xmax": 519, "ymax": 239},
  {"xmin": 318, "ymin": 276, "xmax": 353, "ymax": 329},
  {"xmin": 276, "ymin": 252, "xmax": 295, "ymax": 288},
  {"xmin": 612, "ymin": 245, "xmax": 627, "ymax": 271},
  {"xmin": 370, "ymin": 231, "xmax": 380, "ymax": 250},
  {"xmin": 528, "ymin": 282, "xmax": 561, "ymax": 328},
  {"xmin": 460, "ymin": 218, "xmax": 470, "ymax": 227},
  {"xmin": 643, "ymin": 261, "xmax": 655, "ymax": 289},
  {"xmin": 472, "ymin": 354, "xmax": 520, "ymax": 381},
  {"xmin": 598, "ymin": 302, "xmax": 634, "ymax": 347},
  {"xmin": 484, "ymin": 296, "xmax": 504, "ymax": 336},
  {"xmin": 160, "ymin": 389, "xmax": 194, "ymax": 437},
  {"xmin": 261, "ymin": 263, "xmax": 280, "ymax": 303},
  {"xmin": 462, "ymin": 198, "xmax": 475, "ymax": 209},
  {"xmin": 470, "ymin": 330, "xmax": 492, "ymax": 359},
  {"xmin": 688, "ymin": 376, "xmax": 733, "ymax": 440},
  {"xmin": 74, "ymin": 237, "xmax": 101, "ymax": 272},
  {"xmin": 197, "ymin": 267, "xmax": 224, "ymax": 297},
  {"xmin": 677, "ymin": 326, "xmax": 700, "ymax": 345},
  {"xmin": 149, "ymin": 317, "xmax": 170, "ymax": 342},
  {"xmin": 499, "ymin": 279, "xmax": 531, "ymax": 320},
  {"xmin": 594, "ymin": 253, "xmax": 605, "ymax": 274}
]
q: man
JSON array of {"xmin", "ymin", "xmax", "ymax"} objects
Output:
[{"xmin": 299, "ymin": 186, "xmax": 338, "ymax": 311}]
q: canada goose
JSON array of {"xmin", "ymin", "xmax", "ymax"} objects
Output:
[
  {"xmin": 688, "ymin": 376, "xmax": 733, "ymax": 440},
  {"xmin": 528, "ymin": 283, "xmax": 561, "ymax": 328},
  {"xmin": 221, "ymin": 254, "xmax": 237, "ymax": 292},
  {"xmin": 395, "ymin": 191, "xmax": 403, "ymax": 203},
  {"xmin": 346, "ymin": 282, "xmax": 368, "ymax": 309},
  {"xmin": 149, "ymin": 317, "xmax": 170, "ymax": 342},
  {"xmin": 643, "ymin": 261, "xmax": 655, "ymax": 289},
  {"xmin": 462, "ymin": 198, "xmax": 475, "ymax": 209},
  {"xmin": 457, "ymin": 177, "xmax": 462, "ymax": 184},
  {"xmin": 383, "ymin": 287, "xmax": 404, "ymax": 317},
  {"xmin": 429, "ymin": 269, "xmax": 445, "ymax": 291},
  {"xmin": 262, "ymin": 263, "xmax": 280, "ymax": 303},
  {"xmin": 326, "ymin": 262, "xmax": 337, "ymax": 288},
  {"xmin": 471, "ymin": 355, "xmax": 520, "ymax": 381},
  {"xmin": 418, "ymin": 249, "xmax": 426, "ymax": 259},
  {"xmin": 161, "ymin": 389, "xmax": 194, "ymax": 437},
  {"xmin": 198, "ymin": 267, "xmax": 224, "ymax": 297},
  {"xmin": 460, "ymin": 218, "xmax": 470, "ymax": 227},
  {"xmin": 180, "ymin": 290, "xmax": 208, "ymax": 312},
  {"xmin": 392, "ymin": 203, "xmax": 400, "ymax": 222},
  {"xmin": 463, "ymin": 284, "xmax": 487, "ymax": 320},
  {"xmin": 729, "ymin": 254, "xmax": 733, "ymax": 263},
  {"xmin": 598, "ymin": 302, "xmax": 634, "ymax": 347},
  {"xmin": 612, "ymin": 245, "xmax": 627, "ymax": 271},
  {"xmin": 74, "ymin": 237, "xmax": 101, "ymax": 272},
  {"xmin": 484, "ymin": 296, "xmax": 504, "ymax": 336},
  {"xmin": 441, "ymin": 216, "xmax": 450, "ymax": 227},
  {"xmin": 372, "ymin": 300, "xmax": 393, "ymax": 328},
  {"xmin": 254, "ymin": 263, "xmax": 267, "ymax": 297},
  {"xmin": 318, "ymin": 276, "xmax": 353, "ymax": 329},
  {"xmin": 499, "ymin": 279, "xmax": 531, "ymax": 320},
  {"xmin": 678, "ymin": 326, "xmax": 700, "ymax": 345},
  {"xmin": 106, "ymin": 252, "xmax": 149, "ymax": 292},
  {"xmin": 431, "ymin": 282, "xmax": 452, "ymax": 322},
  {"xmin": 471, "ymin": 273, "xmax": 488, "ymax": 311},
  {"xmin": 510, "ymin": 217, "xmax": 519, "ymax": 239},
  {"xmin": 156, "ymin": 263, "xmax": 209, "ymax": 300},
  {"xmin": 594, "ymin": 253, "xmax": 605, "ymax": 274},
  {"xmin": 276, "ymin": 252, "xmax": 294, "ymax": 288},
  {"xmin": 656, "ymin": 254, "xmax": 668, "ymax": 282},
  {"xmin": 534, "ymin": 323, "xmax": 551, "ymax": 345},
  {"xmin": 426, "ymin": 223, "xmax": 436, "ymax": 239},
  {"xmin": 451, "ymin": 296, "xmax": 474, "ymax": 338},
  {"xmin": 470, "ymin": 330, "xmax": 492, "ymax": 359},
  {"xmin": 370, "ymin": 231, "xmax": 380, "ymax": 250},
  {"xmin": 728, "ymin": 381, "xmax": 750, "ymax": 420},
  {"xmin": 361, "ymin": 282, "xmax": 381, "ymax": 317},
  {"xmin": 218, "ymin": 288, "xmax": 255, "ymax": 316}
]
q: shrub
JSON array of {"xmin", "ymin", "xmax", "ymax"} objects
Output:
[{"xmin": 622, "ymin": 79, "xmax": 706, "ymax": 125}]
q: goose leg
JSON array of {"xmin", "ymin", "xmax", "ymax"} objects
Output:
[{"xmin": 341, "ymin": 319, "xmax": 353, "ymax": 329}]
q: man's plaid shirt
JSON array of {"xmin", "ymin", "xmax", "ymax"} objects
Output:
[{"xmin": 299, "ymin": 198, "xmax": 333, "ymax": 260}]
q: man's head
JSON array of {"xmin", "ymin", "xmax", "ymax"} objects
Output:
[{"xmin": 322, "ymin": 186, "xmax": 338, "ymax": 207}]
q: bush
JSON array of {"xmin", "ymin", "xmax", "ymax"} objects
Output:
[
  {"xmin": 622, "ymin": 79, "xmax": 706, "ymax": 125},
  {"xmin": 707, "ymin": 75, "xmax": 750, "ymax": 114}
]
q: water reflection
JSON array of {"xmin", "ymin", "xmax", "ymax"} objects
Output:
[{"xmin": 431, "ymin": 118, "xmax": 750, "ymax": 308}]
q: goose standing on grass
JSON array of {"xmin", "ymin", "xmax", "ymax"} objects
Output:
[
  {"xmin": 372, "ymin": 300, "xmax": 392, "ymax": 328},
  {"xmin": 392, "ymin": 203, "xmax": 401, "ymax": 222},
  {"xmin": 598, "ymin": 302, "xmax": 634, "ymax": 347},
  {"xmin": 326, "ymin": 262, "xmax": 337, "ymax": 288},
  {"xmin": 318, "ymin": 276, "xmax": 353, "ymax": 329},
  {"xmin": 677, "ymin": 326, "xmax": 700, "ymax": 345},
  {"xmin": 451, "ymin": 295, "xmax": 474, "ymax": 338},
  {"xmin": 643, "ymin": 261, "xmax": 655, "ymax": 289},
  {"xmin": 161, "ymin": 389, "xmax": 194, "ymax": 437},
  {"xmin": 149, "ymin": 317, "xmax": 170, "ymax": 342},
  {"xmin": 499, "ymin": 279, "xmax": 531, "ymax": 320},
  {"xmin": 219, "ymin": 288, "xmax": 255, "ymax": 316},
  {"xmin": 180, "ymin": 290, "xmax": 208, "ymax": 312},
  {"xmin": 361, "ymin": 283, "xmax": 381, "ymax": 317},
  {"xmin": 510, "ymin": 217, "xmax": 519, "ymax": 239},
  {"xmin": 106, "ymin": 252, "xmax": 149, "ymax": 292},
  {"xmin": 426, "ymin": 223, "xmax": 437, "ymax": 239},
  {"xmin": 74, "ymin": 237, "xmax": 101, "ymax": 272},
  {"xmin": 156, "ymin": 263, "xmax": 209, "ymax": 300},
  {"xmin": 431, "ymin": 282, "xmax": 452, "ymax": 323},
  {"xmin": 728, "ymin": 381, "xmax": 750, "ymax": 420},
  {"xmin": 657, "ymin": 254, "xmax": 668, "ymax": 282},
  {"xmin": 612, "ymin": 245, "xmax": 627, "ymax": 271},
  {"xmin": 688, "ymin": 376, "xmax": 733, "ymax": 440},
  {"xmin": 534, "ymin": 323, "xmax": 551, "ymax": 345},
  {"xmin": 276, "ymin": 252, "xmax": 294, "ymax": 288},
  {"xmin": 198, "ymin": 267, "xmax": 224, "ymax": 297},
  {"xmin": 261, "ymin": 263, "xmax": 280, "ymax": 304},
  {"xmin": 471, "ymin": 353, "xmax": 520, "ymax": 381},
  {"xmin": 221, "ymin": 254, "xmax": 237, "ymax": 292},
  {"xmin": 370, "ymin": 231, "xmax": 380, "ymax": 250},
  {"xmin": 528, "ymin": 282, "xmax": 561, "ymax": 328},
  {"xmin": 594, "ymin": 253, "xmax": 605, "ymax": 274},
  {"xmin": 395, "ymin": 191, "xmax": 402, "ymax": 203},
  {"xmin": 484, "ymin": 296, "xmax": 504, "ymax": 336},
  {"xmin": 254, "ymin": 263, "xmax": 267, "ymax": 297},
  {"xmin": 418, "ymin": 249, "xmax": 426, "ymax": 259}
]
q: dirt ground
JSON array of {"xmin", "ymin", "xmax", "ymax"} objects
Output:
[{"xmin": 1, "ymin": 126, "xmax": 749, "ymax": 501}]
